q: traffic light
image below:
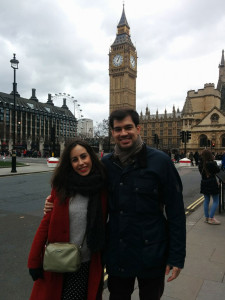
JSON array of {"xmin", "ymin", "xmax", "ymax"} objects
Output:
[
  {"xmin": 154, "ymin": 134, "xmax": 159, "ymax": 144},
  {"xmin": 186, "ymin": 131, "xmax": 191, "ymax": 141},
  {"xmin": 211, "ymin": 141, "xmax": 215, "ymax": 148},
  {"xmin": 180, "ymin": 131, "xmax": 185, "ymax": 143}
]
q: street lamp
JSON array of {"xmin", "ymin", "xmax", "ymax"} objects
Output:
[{"xmin": 10, "ymin": 53, "xmax": 19, "ymax": 173}]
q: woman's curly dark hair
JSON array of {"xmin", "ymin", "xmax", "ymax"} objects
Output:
[{"xmin": 51, "ymin": 140, "xmax": 106, "ymax": 202}]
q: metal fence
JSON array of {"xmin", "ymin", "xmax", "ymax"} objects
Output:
[{"xmin": 217, "ymin": 170, "xmax": 225, "ymax": 213}]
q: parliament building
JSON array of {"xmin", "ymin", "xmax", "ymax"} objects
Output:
[{"xmin": 109, "ymin": 7, "xmax": 225, "ymax": 155}]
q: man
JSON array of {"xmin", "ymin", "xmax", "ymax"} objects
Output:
[
  {"xmin": 44, "ymin": 108, "xmax": 186, "ymax": 300},
  {"xmin": 101, "ymin": 109, "xmax": 186, "ymax": 300}
]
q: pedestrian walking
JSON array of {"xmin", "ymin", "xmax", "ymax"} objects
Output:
[
  {"xmin": 199, "ymin": 149, "xmax": 221, "ymax": 225},
  {"xmin": 193, "ymin": 151, "xmax": 199, "ymax": 166},
  {"xmin": 28, "ymin": 140, "xmax": 107, "ymax": 300},
  {"xmin": 189, "ymin": 152, "xmax": 194, "ymax": 166}
]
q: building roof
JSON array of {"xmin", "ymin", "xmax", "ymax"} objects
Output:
[
  {"xmin": 111, "ymin": 5, "xmax": 135, "ymax": 48},
  {"xmin": 0, "ymin": 91, "xmax": 75, "ymax": 120},
  {"xmin": 117, "ymin": 4, "xmax": 130, "ymax": 29}
]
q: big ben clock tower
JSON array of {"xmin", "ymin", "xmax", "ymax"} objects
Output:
[{"xmin": 109, "ymin": 5, "xmax": 137, "ymax": 114}]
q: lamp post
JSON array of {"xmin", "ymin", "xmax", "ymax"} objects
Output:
[{"xmin": 10, "ymin": 53, "xmax": 19, "ymax": 173}]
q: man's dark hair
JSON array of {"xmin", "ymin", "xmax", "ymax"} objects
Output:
[{"xmin": 109, "ymin": 108, "xmax": 140, "ymax": 129}]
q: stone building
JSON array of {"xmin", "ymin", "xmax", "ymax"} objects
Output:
[
  {"xmin": 77, "ymin": 118, "xmax": 93, "ymax": 138},
  {"xmin": 140, "ymin": 106, "xmax": 182, "ymax": 153},
  {"xmin": 0, "ymin": 89, "xmax": 77, "ymax": 156},
  {"xmin": 140, "ymin": 50, "xmax": 225, "ymax": 155}
]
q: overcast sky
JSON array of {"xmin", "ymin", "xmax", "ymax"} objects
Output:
[{"xmin": 1, "ymin": 0, "xmax": 224, "ymax": 124}]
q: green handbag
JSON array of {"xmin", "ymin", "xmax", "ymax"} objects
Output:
[
  {"xmin": 43, "ymin": 242, "xmax": 81, "ymax": 273},
  {"xmin": 43, "ymin": 233, "xmax": 86, "ymax": 273}
]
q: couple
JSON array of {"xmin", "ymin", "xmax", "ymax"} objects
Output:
[{"xmin": 28, "ymin": 108, "xmax": 186, "ymax": 300}]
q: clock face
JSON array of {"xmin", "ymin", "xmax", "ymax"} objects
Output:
[
  {"xmin": 112, "ymin": 54, "xmax": 123, "ymax": 67},
  {"xmin": 130, "ymin": 55, "xmax": 136, "ymax": 68}
]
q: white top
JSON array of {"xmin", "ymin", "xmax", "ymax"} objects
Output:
[{"xmin": 69, "ymin": 194, "xmax": 91, "ymax": 262}]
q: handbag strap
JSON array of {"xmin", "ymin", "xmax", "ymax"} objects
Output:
[{"xmin": 79, "ymin": 230, "xmax": 87, "ymax": 249}]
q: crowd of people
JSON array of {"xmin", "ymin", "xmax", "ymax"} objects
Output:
[{"xmin": 0, "ymin": 149, "xmax": 52, "ymax": 158}]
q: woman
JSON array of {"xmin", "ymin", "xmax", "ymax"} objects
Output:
[
  {"xmin": 28, "ymin": 140, "xmax": 107, "ymax": 300},
  {"xmin": 198, "ymin": 149, "xmax": 220, "ymax": 225}
]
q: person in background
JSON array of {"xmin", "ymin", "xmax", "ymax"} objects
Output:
[
  {"xmin": 222, "ymin": 151, "xmax": 225, "ymax": 171},
  {"xmin": 28, "ymin": 140, "xmax": 107, "ymax": 300},
  {"xmin": 189, "ymin": 152, "xmax": 194, "ymax": 166},
  {"xmin": 198, "ymin": 149, "xmax": 221, "ymax": 225},
  {"xmin": 193, "ymin": 151, "xmax": 199, "ymax": 166},
  {"xmin": 44, "ymin": 109, "xmax": 186, "ymax": 300}
]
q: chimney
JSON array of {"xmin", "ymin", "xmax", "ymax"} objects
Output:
[
  {"xmin": 62, "ymin": 98, "xmax": 68, "ymax": 109},
  {"xmin": 29, "ymin": 88, "xmax": 38, "ymax": 102},
  {"xmin": 47, "ymin": 93, "xmax": 54, "ymax": 106}
]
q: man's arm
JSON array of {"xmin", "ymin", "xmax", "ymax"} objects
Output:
[
  {"xmin": 44, "ymin": 195, "xmax": 54, "ymax": 214},
  {"xmin": 161, "ymin": 157, "xmax": 186, "ymax": 280}
]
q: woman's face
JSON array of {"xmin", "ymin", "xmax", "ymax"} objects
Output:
[{"xmin": 70, "ymin": 145, "xmax": 92, "ymax": 176}]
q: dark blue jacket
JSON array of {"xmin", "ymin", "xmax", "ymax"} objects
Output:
[{"xmin": 102, "ymin": 145, "xmax": 186, "ymax": 278}]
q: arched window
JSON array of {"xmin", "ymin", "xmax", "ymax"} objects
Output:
[
  {"xmin": 199, "ymin": 134, "xmax": 208, "ymax": 147},
  {"xmin": 222, "ymin": 135, "xmax": 225, "ymax": 147},
  {"xmin": 211, "ymin": 113, "xmax": 219, "ymax": 123}
]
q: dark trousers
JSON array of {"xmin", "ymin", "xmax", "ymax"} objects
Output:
[{"xmin": 108, "ymin": 275, "xmax": 165, "ymax": 300}]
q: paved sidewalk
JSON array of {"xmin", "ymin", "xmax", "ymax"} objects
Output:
[
  {"xmin": 103, "ymin": 205, "xmax": 225, "ymax": 300},
  {"xmin": 0, "ymin": 162, "xmax": 52, "ymax": 177},
  {"xmin": 1, "ymin": 163, "xmax": 225, "ymax": 299}
]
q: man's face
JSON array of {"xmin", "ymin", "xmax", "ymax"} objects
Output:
[{"xmin": 111, "ymin": 116, "xmax": 140, "ymax": 150}]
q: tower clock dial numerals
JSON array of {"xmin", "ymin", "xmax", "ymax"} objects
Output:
[
  {"xmin": 112, "ymin": 54, "xmax": 123, "ymax": 67},
  {"xmin": 130, "ymin": 55, "xmax": 136, "ymax": 68}
]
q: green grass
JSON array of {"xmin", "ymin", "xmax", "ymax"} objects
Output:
[{"xmin": 0, "ymin": 161, "xmax": 27, "ymax": 168}]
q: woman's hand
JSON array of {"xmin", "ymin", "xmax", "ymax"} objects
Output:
[
  {"xmin": 43, "ymin": 195, "xmax": 54, "ymax": 215},
  {"xmin": 29, "ymin": 268, "xmax": 43, "ymax": 281}
]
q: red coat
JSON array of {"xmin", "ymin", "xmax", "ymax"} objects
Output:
[{"xmin": 28, "ymin": 189, "xmax": 107, "ymax": 300}]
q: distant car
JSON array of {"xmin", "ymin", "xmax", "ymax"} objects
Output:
[{"xmin": 215, "ymin": 160, "xmax": 222, "ymax": 167}]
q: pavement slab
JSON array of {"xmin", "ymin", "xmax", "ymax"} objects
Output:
[{"xmin": 196, "ymin": 280, "xmax": 225, "ymax": 300}]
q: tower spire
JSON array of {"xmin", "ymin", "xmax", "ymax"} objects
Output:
[
  {"xmin": 118, "ymin": 3, "xmax": 130, "ymax": 29},
  {"xmin": 217, "ymin": 49, "xmax": 225, "ymax": 91},
  {"xmin": 220, "ymin": 49, "xmax": 224, "ymax": 66},
  {"xmin": 111, "ymin": 4, "xmax": 134, "ymax": 47}
]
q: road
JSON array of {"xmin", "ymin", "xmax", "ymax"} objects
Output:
[{"xmin": 0, "ymin": 167, "xmax": 201, "ymax": 299}]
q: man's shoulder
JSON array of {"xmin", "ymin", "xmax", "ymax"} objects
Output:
[{"xmin": 145, "ymin": 146, "xmax": 170, "ymax": 160}]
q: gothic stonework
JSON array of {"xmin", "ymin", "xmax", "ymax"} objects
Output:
[
  {"xmin": 140, "ymin": 50, "xmax": 225, "ymax": 154},
  {"xmin": 109, "ymin": 5, "xmax": 137, "ymax": 114}
]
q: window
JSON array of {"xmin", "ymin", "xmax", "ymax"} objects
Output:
[
  {"xmin": 27, "ymin": 103, "xmax": 34, "ymax": 109},
  {"xmin": 200, "ymin": 135, "xmax": 208, "ymax": 147},
  {"xmin": 211, "ymin": 113, "xmax": 219, "ymax": 123},
  {"xmin": 0, "ymin": 107, "xmax": 4, "ymax": 122},
  {"xmin": 222, "ymin": 135, "xmax": 225, "ymax": 147}
]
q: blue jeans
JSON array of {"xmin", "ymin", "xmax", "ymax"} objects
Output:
[{"xmin": 204, "ymin": 194, "xmax": 219, "ymax": 218}]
